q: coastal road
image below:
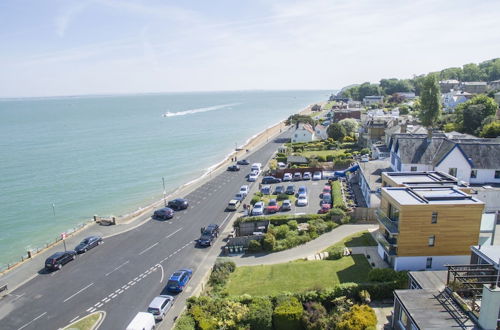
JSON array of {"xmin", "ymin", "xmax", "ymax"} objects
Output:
[{"xmin": 0, "ymin": 129, "xmax": 292, "ymax": 330}]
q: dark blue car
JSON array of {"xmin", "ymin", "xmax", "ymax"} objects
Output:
[{"xmin": 166, "ymin": 269, "xmax": 193, "ymax": 293}]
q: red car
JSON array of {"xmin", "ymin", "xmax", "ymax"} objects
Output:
[
  {"xmin": 318, "ymin": 203, "xmax": 331, "ymax": 214},
  {"xmin": 266, "ymin": 199, "xmax": 280, "ymax": 213}
]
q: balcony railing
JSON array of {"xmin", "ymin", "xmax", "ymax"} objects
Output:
[
  {"xmin": 375, "ymin": 209, "xmax": 399, "ymax": 234},
  {"xmin": 374, "ymin": 232, "xmax": 398, "ymax": 256}
]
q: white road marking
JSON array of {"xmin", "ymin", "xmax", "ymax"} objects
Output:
[
  {"xmin": 63, "ymin": 283, "xmax": 94, "ymax": 303},
  {"xmin": 115, "ymin": 289, "xmax": 121, "ymax": 293},
  {"xmin": 165, "ymin": 227, "xmax": 182, "ymax": 239},
  {"xmin": 86, "ymin": 308, "xmax": 93, "ymax": 312},
  {"xmin": 220, "ymin": 213, "xmax": 231, "ymax": 226},
  {"xmin": 10, "ymin": 293, "xmax": 26, "ymax": 302},
  {"xmin": 130, "ymin": 281, "xmax": 136, "ymax": 286},
  {"xmin": 138, "ymin": 242, "xmax": 159, "ymax": 255},
  {"xmin": 70, "ymin": 316, "xmax": 79, "ymax": 323},
  {"xmin": 118, "ymin": 289, "xmax": 124, "ymax": 294},
  {"xmin": 128, "ymin": 281, "xmax": 134, "ymax": 285},
  {"xmin": 17, "ymin": 312, "xmax": 47, "ymax": 330},
  {"xmin": 96, "ymin": 302, "xmax": 103, "ymax": 307},
  {"xmin": 103, "ymin": 298, "xmax": 110, "ymax": 303},
  {"xmin": 157, "ymin": 263, "xmax": 164, "ymax": 283},
  {"xmin": 88, "ymin": 307, "xmax": 96, "ymax": 313},
  {"xmin": 110, "ymin": 294, "xmax": 117, "ymax": 299},
  {"xmin": 105, "ymin": 260, "xmax": 129, "ymax": 276},
  {"xmin": 123, "ymin": 285, "xmax": 130, "ymax": 290}
]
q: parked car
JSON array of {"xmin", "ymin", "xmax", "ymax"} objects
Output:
[
  {"xmin": 303, "ymin": 172, "xmax": 312, "ymax": 180},
  {"xmin": 234, "ymin": 193, "xmax": 246, "ymax": 201},
  {"xmin": 153, "ymin": 207, "xmax": 175, "ymax": 220},
  {"xmin": 262, "ymin": 176, "xmax": 281, "ymax": 184},
  {"xmin": 251, "ymin": 163, "xmax": 262, "ymax": 172},
  {"xmin": 248, "ymin": 172, "xmax": 259, "ymax": 182},
  {"xmin": 285, "ymin": 185, "xmax": 296, "ymax": 195},
  {"xmin": 293, "ymin": 172, "xmax": 302, "ymax": 181},
  {"xmin": 168, "ymin": 198, "xmax": 189, "ymax": 210},
  {"xmin": 45, "ymin": 251, "xmax": 77, "ymax": 271},
  {"xmin": 252, "ymin": 202, "xmax": 265, "ymax": 216},
  {"xmin": 281, "ymin": 200, "xmax": 292, "ymax": 211},
  {"xmin": 297, "ymin": 186, "xmax": 308, "ymax": 196},
  {"xmin": 361, "ymin": 155, "xmax": 369, "ymax": 162},
  {"xmin": 318, "ymin": 203, "xmax": 331, "ymax": 213},
  {"xmin": 283, "ymin": 173, "xmax": 293, "ymax": 181},
  {"xmin": 261, "ymin": 185, "xmax": 271, "ymax": 195},
  {"xmin": 266, "ymin": 199, "xmax": 279, "ymax": 213},
  {"xmin": 296, "ymin": 194, "xmax": 308, "ymax": 206},
  {"xmin": 274, "ymin": 185, "xmax": 285, "ymax": 195},
  {"xmin": 277, "ymin": 162, "xmax": 287, "ymax": 169},
  {"xmin": 126, "ymin": 312, "xmax": 155, "ymax": 330},
  {"xmin": 313, "ymin": 171, "xmax": 322, "ymax": 180},
  {"xmin": 74, "ymin": 236, "xmax": 103, "ymax": 253},
  {"xmin": 240, "ymin": 185, "xmax": 249, "ymax": 197},
  {"xmin": 198, "ymin": 224, "xmax": 219, "ymax": 247},
  {"xmin": 227, "ymin": 165, "xmax": 240, "ymax": 171},
  {"xmin": 237, "ymin": 159, "xmax": 250, "ymax": 165},
  {"xmin": 226, "ymin": 199, "xmax": 241, "ymax": 211},
  {"xmin": 321, "ymin": 193, "xmax": 332, "ymax": 205},
  {"xmin": 148, "ymin": 295, "xmax": 174, "ymax": 321},
  {"xmin": 166, "ymin": 269, "xmax": 193, "ymax": 293}
]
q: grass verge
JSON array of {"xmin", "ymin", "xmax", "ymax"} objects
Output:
[
  {"xmin": 64, "ymin": 311, "xmax": 104, "ymax": 330},
  {"xmin": 323, "ymin": 231, "xmax": 377, "ymax": 252}
]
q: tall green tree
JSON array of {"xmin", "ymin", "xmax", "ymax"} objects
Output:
[
  {"xmin": 439, "ymin": 67, "xmax": 462, "ymax": 81},
  {"xmin": 418, "ymin": 74, "xmax": 441, "ymax": 133},
  {"xmin": 338, "ymin": 118, "xmax": 359, "ymax": 136},
  {"xmin": 455, "ymin": 95, "xmax": 499, "ymax": 134},
  {"xmin": 327, "ymin": 123, "xmax": 347, "ymax": 141},
  {"xmin": 480, "ymin": 121, "xmax": 500, "ymax": 138},
  {"xmin": 379, "ymin": 78, "xmax": 413, "ymax": 95},
  {"xmin": 462, "ymin": 63, "xmax": 486, "ymax": 81}
]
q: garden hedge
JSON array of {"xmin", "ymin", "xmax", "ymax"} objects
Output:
[{"xmin": 272, "ymin": 296, "xmax": 303, "ymax": 330}]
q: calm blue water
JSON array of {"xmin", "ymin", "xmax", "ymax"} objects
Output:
[{"xmin": 0, "ymin": 90, "xmax": 329, "ymax": 267}]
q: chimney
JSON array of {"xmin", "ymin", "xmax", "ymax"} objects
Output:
[
  {"xmin": 478, "ymin": 285, "xmax": 500, "ymax": 330},
  {"xmin": 401, "ymin": 123, "xmax": 407, "ymax": 133}
]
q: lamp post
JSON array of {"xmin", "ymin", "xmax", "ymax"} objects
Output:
[{"xmin": 162, "ymin": 177, "xmax": 167, "ymax": 207}]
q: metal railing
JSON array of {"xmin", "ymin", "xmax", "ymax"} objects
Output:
[
  {"xmin": 374, "ymin": 231, "xmax": 397, "ymax": 256},
  {"xmin": 375, "ymin": 209, "xmax": 399, "ymax": 234}
]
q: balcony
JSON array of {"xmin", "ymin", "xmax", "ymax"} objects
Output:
[
  {"xmin": 375, "ymin": 209, "xmax": 399, "ymax": 234},
  {"xmin": 374, "ymin": 232, "xmax": 398, "ymax": 256}
]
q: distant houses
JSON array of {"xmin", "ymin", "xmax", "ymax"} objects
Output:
[{"xmin": 363, "ymin": 95, "xmax": 384, "ymax": 106}]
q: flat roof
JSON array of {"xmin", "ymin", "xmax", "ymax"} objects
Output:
[
  {"xmin": 383, "ymin": 171, "xmax": 459, "ymax": 187},
  {"xmin": 409, "ymin": 270, "xmax": 447, "ymax": 291},
  {"xmin": 471, "ymin": 245, "xmax": 500, "ymax": 269},
  {"xmin": 358, "ymin": 159, "xmax": 392, "ymax": 190},
  {"xmin": 383, "ymin": 187, "xmax": 484, "ymax": 205},
  {"xmin": 395, "ymin": 289, "xmax": 476, "ymax": 329}
]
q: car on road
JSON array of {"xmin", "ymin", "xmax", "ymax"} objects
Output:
[
  {"xmin": 251, "ymin": 163, "xmax": 262, "ymax": 172},
  {"xmin": 126, "ymin": 312, "xmax": 155, "ymax": 330},
  {"xmin": 260, "ymin": 185, "xmax": 271, "ymax": 195},
  {"xmin": 237, "ymin": 159, "xmax": 250, "ymax": 165},
  {"xmin": 283, "ymin": 173, "xmax": 293, "ymax": 181},
  {"xmin": 285, "ymin": 185, "xmax": 296, "ymax": 195},
  {"xmin": 153, "ymin": 207, "xmax": 175, "ymax": 220},
  {"xmin": 226, "ymin": 199, "xmax": 241, "ymax": 211},
  {"xmin": 303, "ymin": 172, "xmax": 312, "ymax": 180},
  {"xmin": 281, "ymin": 200, "xmax": 292, "ymax": 211},
  {"xmin": 297, "ymin": 186, "xmax": 308, "ymax": 196},
  {"xmin": 148, "ymin": 295, "xmax": 174, "ymax": 321},
  {"xmin": 234, "ymin": 193, "xmax": 246, "ymax": 201},
  {"xmin": 74, "ymin": 236, "xmax": 103, "ymax": 254},
  {"xmin": 198, "ymin": 224, "xmax": 219, "ymax": 247},
  {"xmin": 266, "ymin": 199, "xmax": 279, "ymax": 213},
  {"xmin": 227, "ymin": 165, "xmax": 240, "ymax": 171},
  {"xmin": 252, "ymin": 202, "xmax": 265, "ymax": 216},
  {"xmin": 296, "ymin": 194, "xmax": 308, "ymax": 206},
  {"xmin": 293, "ymin": 172, "xmax": 302, "ymax": 181},
  {"xmin": 262, "ymin": 176, "xmax": 281, "ymax": 184},
  {"xmin": 166, "ymin": 269, "xmax": 193, "ymax": 293},
  {"xmin": 248, "ymin": 172, "xmax": 259, "ymax": 182},
  {"xmin": 313, "ymin": 171, "xmax": 322, "ymax": 180},
  {"xmin": 240, "ymin": 185, "xmax": 249, "ymax": 197},
  {"xmin": 274, "ymin": 185, "xmax": 285, "ymax": 195},
  {"xmin": 168, "ymin": 198, "xmax": 189, "ymax": 210},
  {"xmin": 45, "ymin": 251, "xmax": 77, "ymax": 271}
]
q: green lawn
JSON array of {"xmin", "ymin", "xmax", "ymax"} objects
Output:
[
  {"xmin": 299, "ymin": 149, "xmax": 346, "ymax": 158},
  {"xmin": 258, "ymin": 194, "xmax": 296, "ymax": 204},
  {"xmin": 225, "ymin": 255, "xmax": 371, "ymax": 296},
  {"xmin": 64, "ymin": 312, "xmax": 103, "ymax": 330},
  {"xmin": 323, "ymin": 231, "xmax": 377, "ymax": 251}
]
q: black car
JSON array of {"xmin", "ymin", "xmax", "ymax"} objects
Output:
[
  {"xmin": 274, "ymin": 185, "xmax": 285, "ymax": 195},
  {"xmin": 198, "ymin": 224, "xmax": 220, "ymax": 247},
  {"xmin": 227, "ymin": 165, "xmax": 240, "ymax": 171},
  {"xmin": 285, "ymin": 185, "xmax": 296, "ymax": 195},
  {"xmin": 153, "ymin": 207, "xmax": 175, "ymax": 220},
  {"xmin": 74, "ymin": 236, "xmax": 103, "ymax": 253},
  {"xmin": 237, "ymin": 159, "xmax": 250, "ymax": 165},
  {"xmin": 168, "ymin": 198, "xmax": 189, "ymax": 210},
  {"xmin": 45, "ymin": 251, "xmax": 76, "ymax": 271},
  {"xmin": 262, "ymin": 176, "xmax": 282, "ymax": 184}
]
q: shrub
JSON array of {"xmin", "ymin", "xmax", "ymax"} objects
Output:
[
  {"xmin": 301, "ymin": 301, "xmax": 330, "ymax": 330},
  {"xmin": 287, "ymin": 220, "xmax": 298, "ymax": 230},
  {"xmin": 262, "ymin": 232, "xmax": 276, "ymax": 251},
  {"xmin": 245, "ymin": 297, "xmax": 273, "ymax": 330},
  {"xmin": 326, "ymin": 155, "xmax": 335, "ymax": 162},
  {"xmin": 174, "ymin": 313, "xmax": 196, "ymax": 330},
  {"xmin": 208, "ymin": 259, "xmax": 237, "ymax": 291},
  {"xmin": 316, "ymin": 155, "xmax": 326, "ymax": 162},
  {"xmin": 275, "ymin": 225, "xmax": 290, "ymax": 239},
  {"xmin": 336, "ymin": 304, "xmax": 377, "ymax": 330},
  {"xmin": 360, "ymin": 148, "xmax": 370, "ymax": 155},
  {"xmin": 358, "ymin": 290, "xmax": 371, "ymax": 304},
  {"xmin": 255, "ymin": 191, "xmax": 263, "ymax": 197},
  {"xmin": 277, "ymin": 193, "xmax": 289, "ymax": 201},
  {"xmin": 250, "ymin": 195, "xmax": 261, "ymax": 205},
  {"xmin": 368, "ymin": 268, "xmax": 401, "ymax": 282},
  {"xmin": 332, "ymin": 181, "xmax": 346, "ymax": 209},
  {"xmin": 326, "ymin": 247, "xmax": 344, "ymax": 260},
  {"xmin": 276, "ymin": 156, "xmax": 287, "ymax": 163},
  {"xmin": 273, "ymin": 296, "xmax": 303, "ymax": 330},
  {"xmin": 248, "ymin": 240, "xmax": 262, "ymax": 252}
]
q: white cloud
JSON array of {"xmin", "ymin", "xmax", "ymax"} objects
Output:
[{"xmin": 55, "ymin": 1, "xmax": 92, "ymax": 37}]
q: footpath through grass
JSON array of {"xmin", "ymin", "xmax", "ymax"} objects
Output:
[
  {"xmin": 323, "ymin": 231, "xmax": 377, "ymax": 251},
  {"xmin": 225, "ymin": 255, "xmax": 371, "ymax": 296}
]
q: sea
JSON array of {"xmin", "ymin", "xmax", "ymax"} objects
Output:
[{"xmin": 0, "ymin": 90, "xmax": 330, "ymax": 268}]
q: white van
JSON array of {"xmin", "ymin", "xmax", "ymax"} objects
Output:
[
  {"xmin": 251, "ymin": 163, "xmax": 262, "ymax": 172},
  {"xmin": 126, "ymin": 312, "xmax": 156, "ymax": 330}
]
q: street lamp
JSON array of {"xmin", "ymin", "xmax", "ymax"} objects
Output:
[{"xmin": 162, "ymin": 177, "xmax": 167, "ymax": 207}]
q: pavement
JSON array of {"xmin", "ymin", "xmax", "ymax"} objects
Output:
[{"xmin": 0, "ymin": 126, "xmax": 293, "ymax": 330}]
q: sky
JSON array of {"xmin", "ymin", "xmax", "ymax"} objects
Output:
[{"xmin": 1, "ymin": 0, "xmax": 499, "ymax": 98}]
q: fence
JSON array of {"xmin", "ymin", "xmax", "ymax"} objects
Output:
[{"xmin": 351, "ymin": 207, "xmax": 377, "ymax": 222}]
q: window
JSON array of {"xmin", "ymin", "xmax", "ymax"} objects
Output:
[
  {"xmin": 470, "ymin": 170, "xmax": 477, "ymax": 179},
  {"xmin": 426, "ymin": 257, "xmax": 433, "ymax": 269},
  {"xmin": 449, "ymin": 168, "xmax": 457, "ymax": 177},
  {"xmin": 388, "ymin": 204, "xmax": 400, "ymax": 222},
  {"xmin": 431, "ymin": 212, "xmax": 438, "ymax": 224},
  {"xmin": 495, "ymin": 170, "xmax": 500, "ymax": 179},
  {"xmin": 428, "ymin": 235, "xmax": 435, "ymax": 247},
  {"xmin": 411, "ymin": 166, "xmax": 417, "ymax": 172}
]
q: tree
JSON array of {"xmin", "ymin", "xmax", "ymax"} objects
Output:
[
  {"xmin": 480, "ymin": 121, "xmax": 500, "ymax": 138},
  {"xmin": 327, "ymin": 123, "xmax": 347, "ymax": 141},
  {"xmin": 338, "ymin": 118, "xmax": 359, "ymax": 136},
  {"xmin": 418, "ymin": 74, "xmax": 441, "ymax": 133},
  {"xmin": 462, "ymin": 63, "xmax": 486, "ymax": 81},
  {"xmin": 455, "ymin": 95, "xmax": 499, "ymax": 134},
  {"xmin": 379, "ymin": 78, "xmax": 413, "ymax": 95},
  {"xmin": 399, "ymin": 105, "xmax": 409, "ymax": 115},
  {"xmin": 439, "ymin": 67, "xmax": 462, "ymax": 81}
]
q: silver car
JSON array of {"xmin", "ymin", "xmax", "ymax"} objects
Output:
[{"xmin": 148, "ymin": 295, "xmax": 174, "ymax": 320}]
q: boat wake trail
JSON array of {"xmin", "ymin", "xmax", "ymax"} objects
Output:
[{"xmin": 162, "ymin": 103, "xmax": 240, "ymax": 118}]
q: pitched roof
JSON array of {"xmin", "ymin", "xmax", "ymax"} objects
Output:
[
  {"xmin": 457, "ymin": 142, "xmax": 500, "ymax": 169},
  {"xmin": 396, "ymin": 137, "xmax": 446, "ymax": 165},
  {"xmin": 297, "ymin": 123, "xmax": 315, "ymax": 134}
]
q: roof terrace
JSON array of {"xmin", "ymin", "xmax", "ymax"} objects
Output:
[
  {"xmin": 382, "ymin": 171, "xmax": 461, "ymax": 188},
  {"xmin": 382, "ymin": 186, "xmax": 484, "ymax": 205}
]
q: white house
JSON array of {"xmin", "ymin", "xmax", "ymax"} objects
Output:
[
  {"xmin": 442, "ymin": 90, "xmax": 472, "ymax": 112},
  {"xmin": 314, "ymin": 124, "xmax": 328, "ymax": 140},
  {"xmin": 291, "ymin": 123, "xmax": 316, "ymax": 143},
  {"xmin": 363, "ymin": 95, "xmax": 384, "ymax": 105}
]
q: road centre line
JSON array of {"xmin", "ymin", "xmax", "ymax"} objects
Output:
[
  {"xmin": 138, "ymin": 242, "xmax": 159, "ymax": 255},
  {"xmin": 105, "ymin": 260, "xmax": 129, "ymax": 276},
  {"xmin": 220, "ymin": 213, "xmax": 231, "ymax": 227},
  {"xmin": 63, "ymin": 283, "xmax": 94, "ymax": 303},
  {"xmin": 165, "ymin": 227, "xmax": 183, "ymax": 239},
  {"xmin": 17, "ymin": 312, "xmax": 47, "ymax": 330}
]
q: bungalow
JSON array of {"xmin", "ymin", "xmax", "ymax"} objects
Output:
[
  {"xmin": 461, "ymin": 81, "xmax": 488, "ymax": 94},
  {"xmin": 291, "ymin": 123, "xmax": 316, "ymax": 143},
  {"xmin": 363, "ymin": 95, "xmax": 384, "ymax": 106}
]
